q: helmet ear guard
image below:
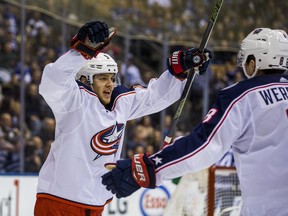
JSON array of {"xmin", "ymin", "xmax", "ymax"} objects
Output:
[
  {"xmin": 237, "ymin": 28, "xmax": 288, "ymax": 78},
  {"xmin": 76, "ymin": 52, "xmax": 119, "ymax": 85}
]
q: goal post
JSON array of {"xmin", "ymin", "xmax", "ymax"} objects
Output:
[
  {"xmin": 163, "ymin": 165, "xmax": 242, "ymax": 216},
  {"xmin": 208, "ymin": 166, "xmax": 242, "ymax": 216}
]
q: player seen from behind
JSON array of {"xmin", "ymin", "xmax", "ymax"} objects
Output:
[
  {"xmin": 33, "ymin": 20, "xmax": 211, "ymax": 216},
  {"xmin": 102, "ymin": 28, "xmax": 288, "ymax": 216}
]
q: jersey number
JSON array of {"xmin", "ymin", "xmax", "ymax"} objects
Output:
[{"xmin": 203, "ymin": 108, "xmax": 218, "ymax": 123}]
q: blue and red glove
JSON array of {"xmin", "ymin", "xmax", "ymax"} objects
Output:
[
  {"xmin": 101, "ymin": 153, "xmax": 156, "ymax": 198},
  {"xmin": 167, "ymin": 48, "xmax": 212, "ymax": 79},
  {"xmin": 70, "ymin": 21, "xmax": 116, "ymax": 59}
]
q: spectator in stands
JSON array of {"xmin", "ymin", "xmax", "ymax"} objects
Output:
[
  {"xmin": 24, "ymin": 138, "xmax": 42, "ymax": 172},
  {"xmin": 126, "ymin": 125, "xmax": 147, "ymax": 153},
  {"xmin": 0, "ymin": 112, "xmax": 21, "ymax": 172},
  {"xmin": 134, "ymin": 144, "xmax": 145, "ymax": 154},
  {"xmin": 0, "ymin": 128, "xmax": 13, "ymax": 173},
  {"xmin": 211, "ymin": 64, "xmax": 228, "ymax": 91},
  {"xmin": 139, "ymin": 116, "xmax": 154, "ymax": 141},
  {"xmin": 38, "ymin": 117, "xmax": 55, "ymax": 147},
  {"xmin": 146, "ymin": 144, "xmax": 155, "ymax": 155},
  {"xmin": 151, "ymin": 128, "xmax": 162, "ymax": 151},
  {"xmin": 30, "ymin": 61, "xmax": 42, "ymax": 85},
  {"xmin": 25, "ymin": 83, "xmax": 43, "ymax": 136},
  {"xmin": 26, "ymin": 11, "xmax": 49, "ymax": 37},
  {"xmin": 0, "ymin": 74, "xmax": 20, "ymax": 114},
  {"xmin": 31, "ymin": 136, "xmax": 44, "ymax": 159},
  {"xmin": 0, "ymin": 113, "xmax": 20, "ymax": 145},
  {"xmin": 141, "ymin": 69, "xmax": 156, "ymax": 84},
  {"xmin": 2, "ymin": 4, "xmax": 17, "ymax": 37},
  {"xmin": 4, "ymin": 31, "xmax": 17, "ymax": 51},
  {"xmin": 121, "ymin": 53, "xmax": 146, "ymax": 87},
  {"xmin": 147, "ymin": 0, "xmax": 171, "ymax": 8},
  {"xmin": 0, "ymin": 41, "xmax": 18, "ymax": 73}
]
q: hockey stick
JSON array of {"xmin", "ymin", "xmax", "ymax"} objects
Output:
[{"xmin": 162, "ymin": 0, "xmax": 224, "ymax": 148}]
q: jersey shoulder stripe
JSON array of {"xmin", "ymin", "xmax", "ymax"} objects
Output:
[
  {"xmin": 106, "ymin": 85, "xmax": 136, "ymax": 111},
  {"xmin": 222, "ymin": 74, "xmax": 288, "ymax": 99}
]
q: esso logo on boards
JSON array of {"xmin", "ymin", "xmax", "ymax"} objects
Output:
[{"xmin": 139, "ymin": 186, "xmax": 171, "ymax": 216}]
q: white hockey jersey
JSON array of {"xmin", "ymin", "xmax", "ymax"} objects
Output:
[
  {"xmin": 150, "ymin": 74, "xmax": 288, "ymax": 216},
  {"xmin": 37, "ymin": 50, "xmax": 186, "ymax": 209}
]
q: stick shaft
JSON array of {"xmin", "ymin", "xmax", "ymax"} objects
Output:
[
  {"xmin": 199, "ymin": 0, "xmax": 224, "ymax": 52},
  {"xmin": 162, "ymin": 0, "xmax": 224, "ymax": 148}
]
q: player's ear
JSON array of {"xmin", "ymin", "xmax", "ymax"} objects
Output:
[
  {"xmin": 252, "ymin": 60, "xmax": 256, "ymax": 71},
  {"xmin": 80, "ymin": 76, "xmax": 88, "ymax": 84},
  {"xmin": 246, "ymin": 60, "xmax": 255, "ymax": 70},
  {"xmin": 245, "ymin": 55, "xmax": 255, "ymax": 65}
]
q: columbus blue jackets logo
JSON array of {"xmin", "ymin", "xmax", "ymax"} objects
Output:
[{"xmin": 91, "ymin": 122, "xmax": 125, "ymax": 159}]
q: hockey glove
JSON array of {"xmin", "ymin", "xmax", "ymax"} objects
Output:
[
  {"xmin": 101, "ymin": 153, "xmax": 156, "ymax": 198},
  {"xmin": 167, "ymin": 48, "xmax": 212, "ymax": 79},
  {"xmin": 70, "ymin": 21, "xmax": 116, "ymax": 59}
]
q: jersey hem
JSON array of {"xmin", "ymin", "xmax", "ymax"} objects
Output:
[{"xmin": 36, "ymin": 193, "xmax": 113, "ymax": 210}]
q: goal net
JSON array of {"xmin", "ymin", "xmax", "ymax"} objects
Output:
[{"xmin": 163, "ymin": 166, "xmax": 242, "ymax": 216}]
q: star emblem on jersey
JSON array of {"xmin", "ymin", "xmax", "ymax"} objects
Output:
[
  {"xmin": 91, "ymin": 122, "xmax": 124, "ymax": 159},
  {"xmin": 152, "ymin": 156, "xmax": 162, "ymax": 165}
]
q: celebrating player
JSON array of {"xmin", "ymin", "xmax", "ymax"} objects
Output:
[
  {"xmin": 33, "ymin": 21, "xmax": 211, "ymax": 216},
  {"xmin": 102, "ymin": 28, "xmax": 288, "ymax": 215}
]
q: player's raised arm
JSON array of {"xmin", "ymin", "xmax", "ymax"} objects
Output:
[
  {"xmin": 125, "ymin": 47, "xmax": 212, "ymax": 120},
  {"xmin": 39, "ymin": 21, "xmax": 115, "ymax": 106}
]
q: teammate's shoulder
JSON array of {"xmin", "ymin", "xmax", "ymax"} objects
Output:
[{"xmin": 220, "ymin": 74, "xmax": 288, "ymax": 99}]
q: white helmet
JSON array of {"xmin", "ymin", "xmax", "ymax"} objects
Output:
[
  {"xmin": 76, "ymin": 52, "xmax": 118, "ymax": 84},
  {"xmin": 237, "ymin": 28, "xmax": 288, "ymax": 78}
]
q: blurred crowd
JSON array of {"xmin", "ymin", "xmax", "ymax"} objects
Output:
[
  {"xmin": 0, "ymin": 0, "xmax": 274, "ymax": 173},
  {"xmin": 7, "ymin": 0, "xmax": 287, "ymax": 47},
  {"xmin": 103, "ymin": 0, "xmax": 288, "ymax": 47}
]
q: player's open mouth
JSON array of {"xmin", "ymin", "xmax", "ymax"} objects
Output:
[{"xmin": 103, "ymin": 91, "xmax": 111, "ymax": 98}]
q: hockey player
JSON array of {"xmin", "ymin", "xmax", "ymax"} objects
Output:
[
  {"xmin": 102, "ymin": 28, "xmax": 288, "ymax": 216},
  {"xmin": 33, "ymin": 21, "xmax": 211, "ymax": 216}
]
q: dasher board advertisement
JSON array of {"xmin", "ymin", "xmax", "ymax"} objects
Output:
[{"xmin": 0, "ymin": 175, "xmax": 176, "ymax": 216}]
